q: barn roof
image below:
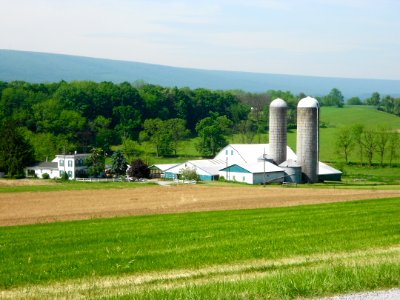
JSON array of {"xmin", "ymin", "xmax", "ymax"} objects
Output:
[{"xmin": 216, "ymin": 144, "xmax": 297, "ymax": 164}]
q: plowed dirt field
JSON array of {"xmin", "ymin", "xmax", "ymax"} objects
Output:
[{"xmin": 1, "ymin": 184, "xmax": 399, "ymax": 226}]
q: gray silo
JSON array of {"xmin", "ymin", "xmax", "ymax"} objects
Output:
[
  {"xmin": 296, "ymin": 96, "xmax": 319, "ymax": 183},
  {"xmin": 269, "ymin": 98, "xmax": 287, "ymax": 165}
]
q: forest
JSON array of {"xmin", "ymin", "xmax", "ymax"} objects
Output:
[{"xmin": 0, "ymin": 80, "xmax": 399, "ymax": 177}]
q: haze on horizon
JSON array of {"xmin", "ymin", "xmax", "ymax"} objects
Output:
[{"xmin": 1, "ymin": 0, "xmax": 399, "ymax": 81}]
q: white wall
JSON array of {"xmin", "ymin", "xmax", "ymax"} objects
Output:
[
  {"xmin": 31, "ymin": 168, "xmax": 58, "ymax": 179},
  {"xmin": 219, "ymin": 170, "xmax": 253, "ymax": 184}
]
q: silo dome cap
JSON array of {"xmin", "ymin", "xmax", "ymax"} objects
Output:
[
  {"xmin": 270, "ymin": 98, "xmax": 287, "ymax": 108},
  {"xmin": 298, "ymin": 96, "xmax": 319, "ymax": 108}
]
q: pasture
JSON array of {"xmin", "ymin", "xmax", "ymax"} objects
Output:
[{"xmin": 0, "ymin": 182, "xmax": 399, "ymax": 298}]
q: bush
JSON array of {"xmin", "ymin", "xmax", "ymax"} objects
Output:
[
  {"xmin": 60, "ymin": 172, "xmax": 69, "ymax": 181},
  {"xmin": 42, "ymin": 173, "xmax": 50, "ymax": 179},
  {"xmin": 127, "ymin": 159, "xmax": 150, "ymax": 179},
  {"xmin": 180, "ymin": 167, "xmax": 199, "ymax": 181}
]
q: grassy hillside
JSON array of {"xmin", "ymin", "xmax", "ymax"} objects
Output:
[
  {"xmin": 321, "ymin": 105, "xmax": 400, "ymax": 128},
  {"xmin": 1, "ymin": 198, "xmax": 399, "ymax": 298}
]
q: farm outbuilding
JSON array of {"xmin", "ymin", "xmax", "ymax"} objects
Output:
[
  {"xmin": 148, "ymin": 164, "xmax": 178, "ymax": 178},
  {"xmin": 219, "ymin": 161, "xmax": 285, "ymax": 184},
  {"xmin": 164, "ymin": 159, "xmax": 226, "ymax": 181}
]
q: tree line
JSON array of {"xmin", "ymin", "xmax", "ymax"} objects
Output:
[{"xmin": 335, "ymin": 125, "xmax": 399, "ymax": 167}]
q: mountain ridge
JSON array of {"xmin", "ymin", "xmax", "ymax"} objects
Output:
[{"xmin": 1, "ymin": 49, "xmax": 400, "ymax": 98}]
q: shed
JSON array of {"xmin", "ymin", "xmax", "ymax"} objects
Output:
[
  {"xmin": 164, "ymin": 159, "xmax": 226, "ymax": 181},
  {"xmin": 148, "ymin": 164, "xmax": 178, "ymax": 178},
  {"xmin": 219, "ymin": 161, "xmax": 285, "ymax": 184}
]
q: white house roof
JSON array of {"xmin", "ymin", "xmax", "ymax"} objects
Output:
[
  {"xmin": 220, "ymin": 161, "xmax": 284, "ymax": 174},
  {"xmin": 215, "ymin": 144, "xmax": 297, "ymax": 164}
]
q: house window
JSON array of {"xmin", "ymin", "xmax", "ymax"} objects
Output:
[
  {"xmin": 231, "ymin": 150, "xmax": 234, "ymax": 155},
  {"xmin": 59, "ymin": 160, "xmax": 64, "ymax": 167},
  {"xmin": 60, "ymin": 170, "xmax": 64, "ymax": 176},
  {"xmin": 243, "ymin": 176, "xmax": 245, "ymax": 182},
  {"xmin": 68, "ymin": 171, "xmax": 73, "ymax": 178},
  {"xmin": 68, "ymin": 160, "xmax": 73, "ymax": 167},
  {"xmin": 225, "ymin": 150, "xmax": 228, "ymax": 155}
]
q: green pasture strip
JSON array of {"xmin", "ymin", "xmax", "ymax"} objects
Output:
[
  {"xmin": 0, "ymin": 181, "xmax": 155, "ymax": 193},
  {"xmin": 132, "ymin": 260, "xmax": 400, "ymax": 300},
  {"xmin": 3, "ymin": 247, "xmax": 399, "ymax": 299},
  {"xmin": 0, "ymin": 198, "xmax": 399, "ymax": 289}
]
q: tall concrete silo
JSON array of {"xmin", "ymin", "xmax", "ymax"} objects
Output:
[
  {"xmin": 269, "ymin": 98, "xmax": 287, "ymax": 165},
  {"xmin": 296, "ymin": 96, "xmax": 319, "ymax": 183}
]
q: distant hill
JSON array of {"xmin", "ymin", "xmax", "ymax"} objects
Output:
[{"xmin": 1, "ymin": 49, "xmax": 400, "ymax": 98}]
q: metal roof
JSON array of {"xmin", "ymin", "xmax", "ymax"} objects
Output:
[{"xmin": 216, "ymin": 144, "xmax": 297, "ymax": 164}]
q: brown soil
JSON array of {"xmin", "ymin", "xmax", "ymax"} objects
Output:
[{"xmin": 1, "ymin": 185, "xmax": 399, "ymax": 226}]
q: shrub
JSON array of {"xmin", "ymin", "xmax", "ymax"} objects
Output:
[
  {"xmin": 180, "ymin": 167, "xmax": 199, "ymax": 181},
  {"xmin": 42, "ymin": 173, "xmax": 50, "ymax": 179}
]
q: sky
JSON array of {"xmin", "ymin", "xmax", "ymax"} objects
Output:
[{"xmin": 1, "ymin": 0, "xmax": 399, "ymax": 80}]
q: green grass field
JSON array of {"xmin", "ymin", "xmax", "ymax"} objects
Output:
[
  {"xmin": 1, "ymin": 198, "xmax": 399, "ymax": 298},
  {"xmin": 0, "ymin": 180, "xmax": 156, "ymax": 193}
]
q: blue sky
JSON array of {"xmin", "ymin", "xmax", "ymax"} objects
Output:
[{"xmin": 1, "ymin": 0, "xmax": 399, "ymax": 80}]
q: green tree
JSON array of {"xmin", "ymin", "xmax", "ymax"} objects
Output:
[
  {"xmin": 347, "ymin": 97, "xmax": 363, "ymax": 105},
  {"xmin": 86, "ymin": 148, "xmax": 105, "ymax": 177},
  {"xmin": 335, "ymin": 126, "xmax": 354, "ymax": 164},
  {"xmin": 110, "ymin": 150, "xmax": 128, "ymax": 176},
  {"xmin": 89, "ymin": 116, "xmax": 118, "ymax": 153},
  {"xmin": 322, "ymin": 88, "xmax": 344, "ymax": 107},
  {"xmin": 121, "ymin": 138, "xmax": 143, "ymax": 162},
  {"xmin": 361, "ymin": 129, "xmax": 376, "ymax": 167},
  {"xmin": 140, "ymin": 119, "xmax": 172, "ymax": 157},
  {"xmin": 375, "ymin": 126, "xmax": 390, "ymax": 167},
  {"xmin": 365, "ymin": 92, "xmax": 380, "ymax": 106},
  {"xmin": 0, "ymin": 121, "xmax": 35, "ymax": 177},
  {"xmin": 388, "ymin": 133, "xmax": 400, "ymax": 167},
  {"xmin": 352, "ymin": 124, "xmax": 365, "ymax": 165},
  {"xmin": 165, "ymin": 118, "xmax": 189, "ymax": 156},
  {"xmin": 195, "ymin": 114, "xmax": 232, "ymax": 157}
]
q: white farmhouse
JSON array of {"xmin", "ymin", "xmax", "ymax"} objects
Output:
[{"xmin": 26, "ymin": 153, "xmax": 90, "ymax": 179}]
